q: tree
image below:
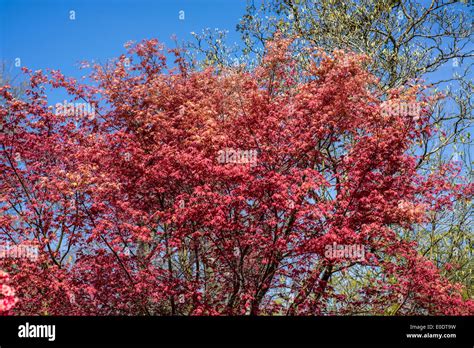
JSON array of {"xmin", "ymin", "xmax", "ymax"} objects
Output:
[
  {"xmin": 235, "ymin": 0, "xmax": 474, "ymax": 301},
  {"xmin": 0, "ymin": 39, "xmax": 472, "ymax": 315}
]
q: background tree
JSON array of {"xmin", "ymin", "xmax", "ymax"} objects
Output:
[{"xmin": 229, "ymin": 0, "xmax": 473, "ymax": 300}]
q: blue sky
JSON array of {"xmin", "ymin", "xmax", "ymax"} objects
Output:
[
  {"xmin": 1, "ymin": 0, "xmax": 471, "ymax": 85},
  {"xmin": 0, "ymin": 0, "xmax": 471, "ymax": 130},
  {"xmin": 0, "ymin": 0, "xmax": 246, "ymax": 77}
]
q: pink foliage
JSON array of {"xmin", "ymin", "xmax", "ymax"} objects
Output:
[{"xmin": 0, "ymin": 38, "xmax": 472, "ymax": 315}]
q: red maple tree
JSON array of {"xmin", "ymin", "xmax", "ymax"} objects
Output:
[{"xmin": 1, "ymin": 38, "xmax": 472, "ymax": 315}]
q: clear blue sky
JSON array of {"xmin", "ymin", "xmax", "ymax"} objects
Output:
[
  {"xmin": 0, "ymin": 0, "xmax": 247, "ymax": 77},
  {"xmin": 0, "ymin": 0, "xmax": 471, "ymax": 128}
]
